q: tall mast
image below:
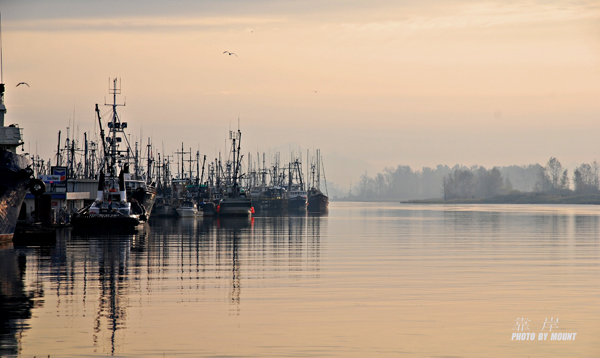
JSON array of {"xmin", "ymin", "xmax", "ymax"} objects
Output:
[
  {"xmin": 84, "ymin": 132, "xmax": 88, "ymax": 178},
  {"xmin": 196, "ymin": 150, "xmax": 200, "ymax": 185},
  {"xmin": 317, "ymin": 149, "xmax": 321, "ymax": 190},
  {"xmin": 200, "ymin": 155, "xmax": 206, "ymax": 184},
  {"xmin": 105, "ymin": 78, "xmax": 125, "ymax": 178},
  {"xmin": 56, "ymin": 131, "xmax": 62, "ymax": 166},
  {"xmin": 146, "ymin": 137, "xmax": 153, "ymax": 184}
]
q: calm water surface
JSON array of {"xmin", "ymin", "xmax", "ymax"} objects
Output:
[{"xmin": 1, "ymin": 203, "xmax": 599, "ymax": 357}]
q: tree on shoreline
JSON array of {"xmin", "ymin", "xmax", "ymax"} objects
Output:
[
  {"xmin": 573, "ymin": 161, "xmax": 600, "ymax": 194},
  {"xmin": 345, "ymin": 158, "xmax": 599, "ymax": 201},
  {"xmin": 443, "ymin": 166, "xmax": 508, "ymax": 200},
  {"xmin": 535, "ymin": 157, "xmax": 569, "ymax": 193}
]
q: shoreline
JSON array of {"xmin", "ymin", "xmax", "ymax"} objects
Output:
[{"xmin": 336, "ymin": 193, "xmax": 600, "ymax": 205}]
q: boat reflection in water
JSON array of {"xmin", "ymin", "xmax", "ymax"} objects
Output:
[
  {"xmin": 5, "ymin": 204, "xmax": 600, "ymax": 357},
  {"xmin": 0, "ymin": 249, "xmax": 44, "ymax": 357},
  {"xmin": 4, "ymin": 214, "xmax": 322, "ymax": 356}
]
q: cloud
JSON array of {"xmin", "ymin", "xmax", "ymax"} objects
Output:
[
  {"xmin": 339, "ymin": 1, "xmax": 600, "ymax": 34},
  {"xmin": 5, "ymin": 16, "xmax": 286, "ymax": 32}
]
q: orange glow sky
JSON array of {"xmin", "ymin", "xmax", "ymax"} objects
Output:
[{"xmin": 2, "ymin": 1, "xmax": 599, "ymax": 189}]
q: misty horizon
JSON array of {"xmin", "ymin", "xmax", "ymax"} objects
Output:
[{"xmin": 1, "ymin": 0, "xmax": 598, "ymax": 194}]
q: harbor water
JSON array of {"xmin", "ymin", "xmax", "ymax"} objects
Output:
[{"xmin": 1, "ymin": 202, "xmax": 599, "ymax": 357}]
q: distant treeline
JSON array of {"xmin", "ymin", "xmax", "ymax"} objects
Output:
[{"xmin": 345, "ymin": 158, "xmax": 600, "ymax": 201}]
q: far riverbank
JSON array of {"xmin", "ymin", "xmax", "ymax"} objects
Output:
[{"xmin": 403, "ymin": 192, "xmax": 600, "ymax": 205}]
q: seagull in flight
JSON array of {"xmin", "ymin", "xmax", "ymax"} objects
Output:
[
  {"xmin": 16, "ymin": 82, "xmax": 30, "ymax": 87},
  {"xmin": 223, "ymin": 51, "xmax": 237, "ymax": 57}
]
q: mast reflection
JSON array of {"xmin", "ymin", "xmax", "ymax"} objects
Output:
[
  {"xmin": 4, "ymin": 215, "xmax": 322, "ymax": 356},
  {"xmin": 0, "ymin": 249, "xmax": 43, "ymax": 356}
]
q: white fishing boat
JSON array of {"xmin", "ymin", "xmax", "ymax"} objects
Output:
[
  {"xmin": 71, "ymin": 170, "xmax": 147, "ymax": 230},
  {"xmin": 71, "ymin": 79, "xmax": 154, "ymax": 231},
  {"xmin": 176, "ymin": 200, "xmax": 200, "ymax": 217}
]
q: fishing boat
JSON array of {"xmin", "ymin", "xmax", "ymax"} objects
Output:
[
  {"xmin": 71, "ymin": 79, "xmax": 155, "ymax": 230},
  {"xmin": 126, "ymin": 167, "xmax": 157, "ymax": 218},
  {"xmin": 217, "ymin": 129, "xmax": 252, "ymax": 217},
  {"xmin": 0, "ymin": 83, "xmax": 35, "ymax": 241},
  {"xmin": 176, "ymin": 200, "xmax": 200, "ymax": 217},
  {"xmin": 218, "ymin": 191, "xmax": 252, "ymax": 216},
  {"xmin": 307, "ymin": 187, "xmax": 328, "ymax": 213},
  {"xmin": 288, "ymin": 188, "xmax": 307, "ymax": 211},
  {"xmin": 255, "ymin": 186, "xmax": 288, "ymax": 214},
  {"xmin": 71, "ymin": 170, "xmax": 147, "ymax": 230},
  {"xmin": 197, "ymin": 184, "xmax": 217, "ymax": 216},
  {"xmin": 152, "ymin": 154, "xmax": 177, "ymax": 217},
  {"xmin": 307, "ymin": 149, "xmax": 329, "ymax": 213},
  {"xmin": 287, "ymin": 158, "xmax": 307, "ymax": 211}
]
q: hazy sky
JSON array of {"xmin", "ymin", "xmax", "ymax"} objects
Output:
[{"xmin": 2, "ymin": 0, "xmax": 599, "ymax": 189}]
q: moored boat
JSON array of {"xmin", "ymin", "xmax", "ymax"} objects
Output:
[
  {"xmin": 71, "ymin": 79, "xmax": 153, "ymax": 231},
  {"xmin": 218, "ymin": 195, "xmax": 252, "ymax": 216},
  {"xmin": 287, "ymin": 158, "xmax": 307, "ymax": 211},
  {"xmin": 0, "ymin": 83, "xmax": 34, "ymax": 241},
  {"xmin": 288, "ymin": 188, "xmax": 307, "ymax": 211},
  {"xmin": 217, "ymin": 129, "xmax": 252, "ymax": 217},
  {"xmin": 306, "ymin": 149, "xmax": 328, "ymax": 213},
  {"xmin": 71, "ymin": 170, "xmax": 147, "ymax": 230},
  {"xmin": 307, "ymin": 188, "xmax": 328, "ymax": 213},
  {"xmin": 255, "ymin": 186, "xmax": 288, "ymax": 214},
  {"xmin": 176, "ymin": 200, "xmax": 200, "ymax": 217}
]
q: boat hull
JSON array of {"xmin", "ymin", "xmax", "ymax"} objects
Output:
[
  {"xmin": 255, "ymin": 197, "xmax": 288, "ymax": 214},
  {"xmin": 130, "ymin": 185, "xmax": 157, "ymax": 219},
  {"xmin": 307, "ymin": 192, "xmax": 329, "ymax": 213},
  {"xmin": 176, "ymin": 208, "xmax": 200, "ymax": 217},
  {"xmin": 218, "ymin": 198, "xmax": 252, "ymax": 217},
  {"xmin": 70, "ymin": 213, "xmax": 143, "ymax": 232},
  {"xmin": 288, "ymin": 196, "xmax": 307, "ymax": 211},
  {"xmin": 153, "ymin": 203, "xmax": 175, "ymax": 217},
  {"xmin": 199, "ymin": 201, "xmax": 216, "ymax": 216},
  {"xmin": 0, "ymin": 150, "xmax": 31, "ymax": 241}
]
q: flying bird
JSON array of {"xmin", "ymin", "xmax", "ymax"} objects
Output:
[
  {"xmin": 16, "ymin": 82, "xmax": 29, "ymax": 87},
  {"xmin": 223, "ymin": 51, "xmax": 237, "ymax": 57},
  {"xmin": 313, "ymin": 90, "xmax": 318, "ymax": 93}
]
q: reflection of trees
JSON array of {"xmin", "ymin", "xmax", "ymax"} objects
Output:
[{"xmin": 0, "ymin": 250, "xmax": 43, "ymax": 356}]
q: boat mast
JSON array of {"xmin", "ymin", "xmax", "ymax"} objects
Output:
[
  {"xmin": 316, "ymin": 149, "xmax": 321, "ymax": 191},
  {"xmin": 146, "ymin": 138, "xmax": 153, "ymax": 184},
  {"xmin": 106, "ymin": 78, "xmax": 125, "ymax": 178},
  {"xmin": 200, "ymin": 155, "xmax": 206, "ymax": 185},
  {"xmin": 55, "ymin": 131, "xmax": 62, "ymax": 166}
]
